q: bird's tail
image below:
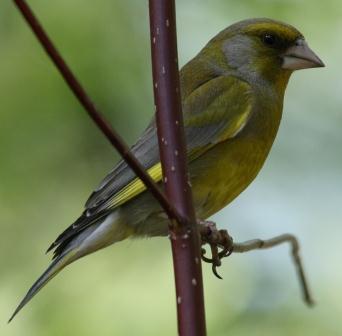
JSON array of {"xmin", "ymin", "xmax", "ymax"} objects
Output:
[{"xmin": 8, "ymin": 249, "xmax": 77, "ymax": 323}]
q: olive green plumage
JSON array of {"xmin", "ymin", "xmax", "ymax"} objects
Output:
[{"xmin": 10, "ymin": 18, "xmax": 324, "ymax": 322}]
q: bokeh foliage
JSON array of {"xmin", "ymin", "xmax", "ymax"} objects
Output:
[{"xmin": 1, "ymin": 1, "xmax": 341, "ymax": 335}]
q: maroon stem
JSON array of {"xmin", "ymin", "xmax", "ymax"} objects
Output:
[
  {"xmin": 12, "ymin": 0, "xmax": 183, "ymax": 224},
  {"xmin": 149, "ymin": 1, "xmax": 206, "ymax": 335}
]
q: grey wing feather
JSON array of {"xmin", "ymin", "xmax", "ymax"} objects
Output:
[
  {"xmin": 47, "ymin": 122, "xmax": 160, "ymax": 255},
  {"xmin": 85, "ymin": 120, "xmax": 160, "ymax": 212},
  {"xmin": 86, "ymin": 75, "xmax": 252, "ymax": 214},
  {"xmin": 48, "ymin": 75, "xmax": 252, "ymax": 256}
]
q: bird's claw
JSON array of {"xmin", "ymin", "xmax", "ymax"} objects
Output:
[{"xmin": 199, "ymin": 220, "xmax": 233, "ymax": 279}]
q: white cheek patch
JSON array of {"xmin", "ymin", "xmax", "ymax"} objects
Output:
[{"xmin": 222, "ymin": 35, "xmax": 257, "ymax": 70}]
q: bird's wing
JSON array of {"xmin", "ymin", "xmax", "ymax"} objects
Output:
[
  {"xmin": 182, "ymin": 74, "xmax": 253, "ymax": 159},
  {"xmin": 48, "ymin": 76, "xmax": 253, "ymax": 254},
  {"xmin": 86, "ymin": 75, "xmax": 253, "ymax": 213},
  {"xmin": 47, "ymin": 122, "xmax": 160, "ymax": 255},
  {"xmin": 85, "ymin": 120, "xmax": 160, "ymax": 212}
]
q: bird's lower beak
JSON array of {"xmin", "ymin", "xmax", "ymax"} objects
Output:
[{"xmin": 282, "ymin": 39, "xmax": 325, "ymax": 70}]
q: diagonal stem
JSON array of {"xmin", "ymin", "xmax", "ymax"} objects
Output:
[{"xmin": 12, "ymin": 0, "xmax": 184, "ymax": 225}]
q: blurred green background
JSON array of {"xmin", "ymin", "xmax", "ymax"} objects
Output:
[{"xmin": 0, "ymin": 0, "xmax": 341, "ymax": 335}]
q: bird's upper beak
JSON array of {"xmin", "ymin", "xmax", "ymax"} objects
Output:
[{"xmin": 282, "ymin": 38, "xmax": 325, "ymax": 70}]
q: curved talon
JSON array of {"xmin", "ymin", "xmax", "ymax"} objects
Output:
[
  {"xmin": 201, "ymin": 248, "xmax": 215, "ymax": 263},
  {"xmin": 202, "ymin": 256, "xmax": 214, "ymax": 263},
  {"xmin": 199, "ymin": 220, "xmax": 234, "ymax": 279},
  {"xmin": 212, "ymin": 264, "xmax": 223, "ymax": 279}
]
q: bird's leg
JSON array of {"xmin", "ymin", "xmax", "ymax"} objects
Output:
[
  {"xmin": 232, "ymin": 233, "xmax": 314, "ymax": 306},
  {"xmin": 198, "ymin": 220, "xmax": 234, "ymax": 279}
]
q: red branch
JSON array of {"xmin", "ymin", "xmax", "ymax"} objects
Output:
[
  {"xmin": 13, "ymin": 0, "xmax": 207, "ymax": 334},
  {"xmin": 149, "ymin": 1, "xmax": 206, "ymax": 335},
  {"xmin": 12, "ymin": 0, "xmax": 183, "ymax": 225}
]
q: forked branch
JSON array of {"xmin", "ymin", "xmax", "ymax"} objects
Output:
[{"xmin": 13, "ymin": 1, "xmax": 207, "ymax": 335}]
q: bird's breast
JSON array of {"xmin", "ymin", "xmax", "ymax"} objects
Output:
[{"xmin": 190, "ymin": 104, "xmax": 282, "ymax": 219}]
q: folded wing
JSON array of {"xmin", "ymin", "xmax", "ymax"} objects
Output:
[{"xmin": 48, "ymin": 75, "xmax": 253, "ymax": 256}]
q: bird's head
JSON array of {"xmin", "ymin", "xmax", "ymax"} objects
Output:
[{"xmin": 203, "ymin": 18, "xmax": 324, "ymax": 92}]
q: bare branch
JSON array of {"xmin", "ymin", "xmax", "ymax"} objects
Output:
[
  {"xmin": 14, "ymin": 1, "xmax": 207, "ymax": 333},
  {"xmin": 199, "ymin": 220, "xmax": 313, "ymax": 307},
  {"xmin": 12, "ymin": 0, "xmax": 183, "ymax": 225},
  {"xmin": 233, "ymin": 234, "xmax": 314, "ymax": 306},
  {"xmin": 149, "ymin": 1, "xmax": 206, "ymax": 335}
]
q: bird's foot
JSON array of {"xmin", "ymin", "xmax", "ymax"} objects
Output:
[{"xmin": 198, "ymin": 220, "xmax": 233, "ymax": 279}]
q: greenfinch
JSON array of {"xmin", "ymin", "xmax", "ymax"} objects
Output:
[{"xmin": 10, "ymin": 18, "xmax": 324, "ymax": 321}]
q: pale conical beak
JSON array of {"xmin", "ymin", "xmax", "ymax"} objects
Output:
[{"xmin": 282, "ymin": 39, "xmax": 325, "ymax": 70}]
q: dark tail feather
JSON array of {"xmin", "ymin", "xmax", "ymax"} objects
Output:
[
  {"xmin": 8, "ymin": 250, "xmax": 75, "ymax": 323},
  {"xmin": 46, "ymin": 211, "xmax": 107, "ymax": 255}
]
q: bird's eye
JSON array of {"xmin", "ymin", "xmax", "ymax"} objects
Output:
[{"xmin": 262, "ymin": 34, "xmax": 276, "ymax": 46}]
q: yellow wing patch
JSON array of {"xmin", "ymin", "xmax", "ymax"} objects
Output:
[
  {"xmin": 217, "ymin": 104, "xmax": 252, "ymax": 142},
  {"xmin": 109, "ymin": 163, "xmax": 162, "ymax": 208}
]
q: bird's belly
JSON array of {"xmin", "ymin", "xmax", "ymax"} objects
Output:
[
  {"xmin": 121, "ymin": 122, "xmax": 278, "ymax": 237},
  {"xmin": 190, "ymin": 135, "xmax": 273, "ymax": 219}
]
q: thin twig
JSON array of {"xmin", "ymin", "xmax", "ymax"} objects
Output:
[
  {"xmin": 199, "ymin": 221, "xmax": 312, "ymax": 306},
  {"xmin": 149, "ymin": 1, "xmax": 206, "ymax": 335},
  {"xmin": 12, "ymin": 0, "xmax": 184, "ymax": 225},
  {"xmin": 233, "ymin": 234, "xmax": 314, "ymax": 306}
]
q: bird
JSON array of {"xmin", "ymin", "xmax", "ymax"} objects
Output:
[{"xmin": 9, "ymin": 18, "xmax": 324, "ymax": 322}]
